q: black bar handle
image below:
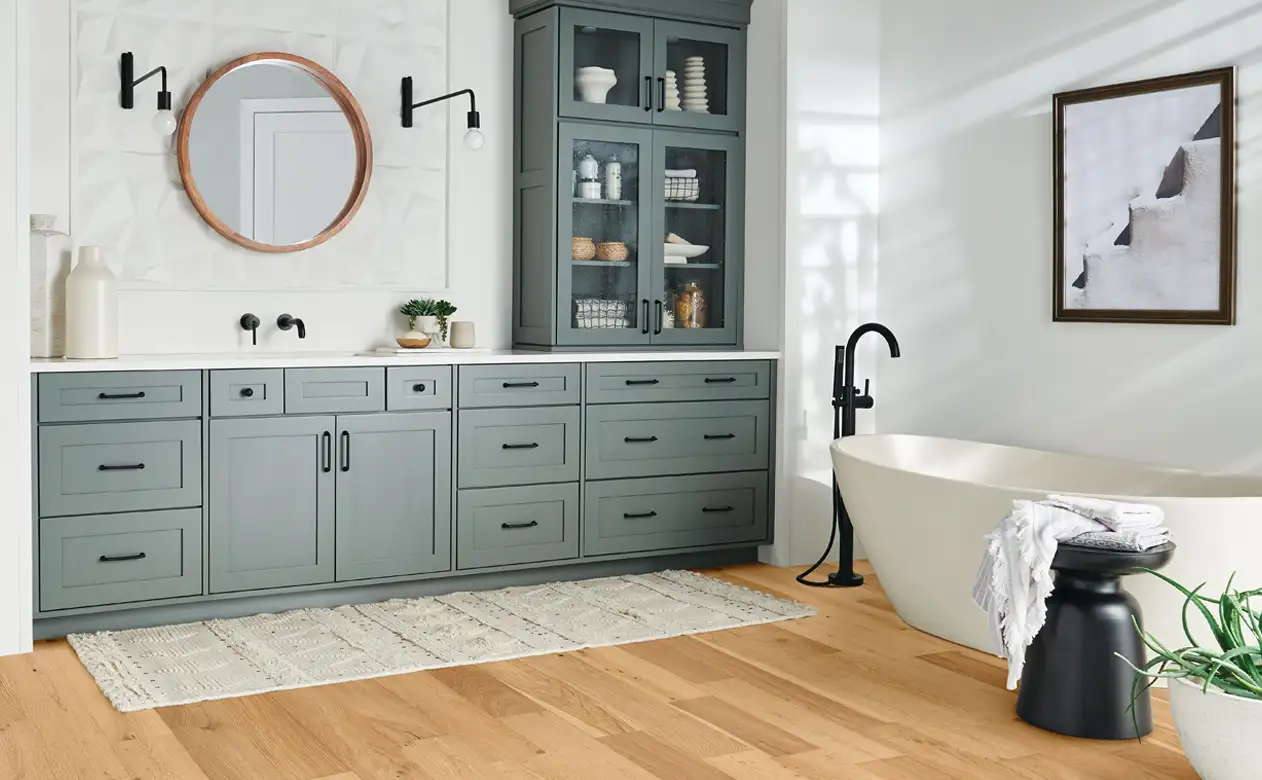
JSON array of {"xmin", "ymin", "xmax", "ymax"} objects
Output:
[
  {"xmin": 704, "ymin": 433, "xmax": 737, "ymax": 441},
  {"xmin": 99, "ymin": 552, "xmax": 146, "ymax": 563},
  {"xmin": 98, "ymin": 463, "xmax": 145, "ymax": 472},
  {"xmin": 322, "ymin": 431, "xmax": 332, "ymax": 473},
  {"xmin": 98, "ymin": 391, "xmax": 146, "ymax": 400},
  {"xmin": 624, "ymin": 436, "xmax": 659, "ymax": 444},
  {"xmin": 702, "ymin": 506, "xmax": 735, "ymax": 514},
  {"xmin": 641, "ymin": 299, "xmax": 650, "ymax": 334},
  {"xmin": 340, "ymin": 430, "xmax": 351, "ymax": 472},
  {"xmin": 657, "ymin": 77, "xmax": 666, "ymax": 112},
  {"xmin": 503, "ymin": 381, "xmax": 540, "ymax": 389},
  {"xmin": 502, "ymin": 442, "xmax": 540, "ymax": 450},
  {"xmin": 705, "ymin": 377, "xmax": 737, "ymax": 384},
  {"xmin": 413, "ymin": 383, "xmax": 427, "ymax": 393},
  {"xmin": 644, "ymin": 76, "xmax": 653, "ymax": 111},
  {"xmin": 654, "ymin": 300, "xmax": 663, "ymax": 335},
  {"xmin": 502, "ymin": 520, "xmax": 540, "ymax": 530},
  {"xmin": 624, "ymin": 511, "xmax": 658, "ymax": 519},
  {"xmin": 625, "ymin": 379, "xmax": 660, "ymax": 386}
]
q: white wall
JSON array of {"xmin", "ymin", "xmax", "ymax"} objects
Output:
[{"xmin": 880, "ymin": 0, "xmax": 1262, "ymax": 474}]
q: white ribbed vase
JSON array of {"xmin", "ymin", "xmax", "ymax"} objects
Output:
[{"xmin": 64, "ymin": 246, "xmax": 118, "ymax": 359}]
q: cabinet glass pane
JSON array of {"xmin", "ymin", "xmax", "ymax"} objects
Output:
[
  {"xmin": 664, "ymin": 36, "xmax": 729, "ymax": 119},
  {"xmin": 571, "ymin": 24, "xmax": 644, "ymax": 110},
  {"xmin": 570, "ymin": 137, "xmax": 642, "ymax": 331},
  {"xmin": 662, "ymin": 145, "xmax": 728, "ymax": 331}
]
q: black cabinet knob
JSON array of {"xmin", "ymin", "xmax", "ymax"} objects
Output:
[
  {"xmin": 240, "ymin": 387, "xmax": 255, "ymax": 398},
  {"xmin": 413, "ymin": 383, "xmax": 427, "ymax": 393}
]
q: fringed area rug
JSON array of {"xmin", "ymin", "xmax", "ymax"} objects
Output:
[{"xmin": 68, "ymin": 570, "xmax": 814, "ymax": 712}]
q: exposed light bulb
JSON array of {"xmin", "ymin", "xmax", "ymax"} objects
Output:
[
  {"xmin": 152, "ymin": 109, "xmax": 177, "ymax": 136},
  {"xmin": 464, "ymin": 127, "xmax": 485, "ymax": 151}
]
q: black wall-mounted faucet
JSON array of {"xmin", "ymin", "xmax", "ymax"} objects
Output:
[
  {"xmin": 239, "ymin": 313, "xmax": 260, "ymax": 346},
  {"xmin": 277, "ymin": 314, "xmax": 306, "ymax": 339}
]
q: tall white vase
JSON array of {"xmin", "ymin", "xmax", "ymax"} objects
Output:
[
  {"xmin": 29, "ymin": 214, "xmax": 73, "ymax": 358},
  {"xmin": 64, "ymin": 245, "xmax": 118, "ymax": 359}
]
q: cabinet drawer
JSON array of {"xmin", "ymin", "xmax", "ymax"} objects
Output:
[
  {"xmin": 458, "ymin": 406, "xmax": 580, "ymax": 488},
  {"xmin": 39, "ymin": 371, "xmax": 201, "ymax": 423},
  {"xmin": 457, "ymin": 484, "xmax": 579, "ymax": 570},
  {"xmin": 585, "ymin": 400, "xmax": 769, "ymax": 480},
  {"xmin": 386, "ymin": 366, "xmax": 453, "ymax": 411},
  {"xmin": 210, "ymin": 369, "xmax": 284, "ymax": 417},
  {"xmin": 584, "ymin": 472, "xmax": 770, "ymax": 556},
  {"xmin": 39, "ymin": 509, "xmax": 203, "ymax": 611},
  {"xmin": 586, "ymin": 361, "xmax": 773, "ymax": 404},
  {"xmin": 457, "ymin": 364, "xmax": 580, "ymax": 408},
  {"xmin": 39, "ymin": 420, "xmax": 202, "ymax": 517},
  {"xmin": 285, "ymin": 368, "xmax": 384, "ymax": 414}
]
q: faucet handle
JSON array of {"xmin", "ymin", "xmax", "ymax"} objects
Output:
[
  {"xmin": 239, "ymin": 313, "xmax": 260, "ymax": 346},
  {"xmin": 862, "ymin": 378, "xmax": 871, "ymax": 398}
]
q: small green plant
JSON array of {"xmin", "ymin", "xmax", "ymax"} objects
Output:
[
  {"xmin": 433, "ymin": 300, "xmax": 457, "ymax": 342},
  {"xmin": 399, "ymin": 299, "xmax": 435, "ymax": 331},
  {"xmin": 1121, "ymin": 569, "xmax": 1262, "ymax": 734}
]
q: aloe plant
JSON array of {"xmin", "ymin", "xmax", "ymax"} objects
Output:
[{"xmin": 1121, "ymin": 569, "xmax": 1262, "ymax": 734}]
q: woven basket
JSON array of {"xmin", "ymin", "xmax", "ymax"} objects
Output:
[
  {"xmin": 571, "ymin": 237, "xmax": 596, "ymax": 261},
  {"xmin": 595, "ymin": 242, "xmax": 629, "ymax": 262}
]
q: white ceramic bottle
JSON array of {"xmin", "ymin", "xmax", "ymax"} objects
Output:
[
  {"xmin": 29, "ymin": 214, "xmax": 73, "ymax": 357},
  {"xmin": 64, "ymin": 245, "xmax": 118, "ymax": 359}
]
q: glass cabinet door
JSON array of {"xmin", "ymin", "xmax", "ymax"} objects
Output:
[
  {"xmin": 652, "ymin": 20, "xmax": 745, "ymax": 133},
  {"xmin": 651, "ymin": 131, "xmax": 742, "ymax": 346},
  {"xmin": 559, "ymin": 9, "xmax": 655, "ymax": 125},
  {"xmin": 557, "ymin": 123, "xmax": 654, "ymax": 347}
]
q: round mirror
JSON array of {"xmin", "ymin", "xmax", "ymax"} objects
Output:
[{"xmin": 177, "ymin": 53, "xmax": 373, "ymax": 253}]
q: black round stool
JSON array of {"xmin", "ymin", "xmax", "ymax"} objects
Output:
[{"xmin": 1016, "ymin": 541, "xmax": 1176, "ymax": 740}]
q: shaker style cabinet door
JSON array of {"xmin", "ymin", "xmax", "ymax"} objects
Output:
[
  {"xmin": 335, "ymin": 412, "xmax": 453, "ymax": 582},
  {"xmin": 209, "ymin": 416, "xmax": 335, "ymax": 594},
  {"xmin": 650, "ymin": 19, "xmax": 745, "ymax": 133},
  {"xmin": 558, "ymin": 8, "xmax": 655, "ymax": 124}
]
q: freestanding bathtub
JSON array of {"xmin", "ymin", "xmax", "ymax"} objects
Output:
[{"xmin": 831, "ymin": 434, "xmax": 1262, "ymax": 655}]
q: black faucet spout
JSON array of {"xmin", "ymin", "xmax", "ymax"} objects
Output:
[{"xmin": 278, "ymin": 314, "xmax": 306, "ymax": 339}]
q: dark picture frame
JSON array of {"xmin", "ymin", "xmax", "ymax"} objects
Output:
[{"xmin": 1053, "ymin": 68, "xmax": 1236, "ymax": 325}]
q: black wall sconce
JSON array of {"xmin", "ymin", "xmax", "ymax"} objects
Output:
[
  {"xmin": 401, "ymin": 78, "xmax": 483, "ymax": 150},
  {"xmin": 120, "ymin": 52, "xmax": 176, "ymax": 136}
]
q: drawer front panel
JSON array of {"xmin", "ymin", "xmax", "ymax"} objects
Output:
[
  {"xmin": 39, "ymin": 509, "xmax": 203, "ymax": 611},
  {"xmin": 386, "ymin": 366, "xmax": 454, "ymax": 411},
  {"xmin": 39, "ymin": 420, "xmax": 202, "ymax": 517},
  {"xmin": 285, "ymin": 368, "xmax": 385, "ymax": 414},
  {"xmin": 458, "ymin": 406, "xmax": 581, "ymax": 488},
  {"xmin": 457, "ymin": 364, "xmax": 580, "ymax": 408},
  {"xmin": 210, "ymin": 369, "xmax": 285, "ymax": 417},
  {"xmin": 457, "ymin": 483, "xmax": 580, "ymax": 569},
  {"xmin": 585, "ymin": 400, "xmax": 769, "ymax": 480},
  {"xmin": 586, "ymin": 361, "xmax": 773, "ymax": 404},
  {"xmin": 584, "ymin": 472, "xmax": 769, "ymax": 556},
  {"xmin": 39, "ymin": 371, "xmax": 202, "ymax": 423}
]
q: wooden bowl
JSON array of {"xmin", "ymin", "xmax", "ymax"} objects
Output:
[
  {"xmin": 596, "ymin": 241, "xmax": 629, "ymax": 262},
  {"xmin": 572, "ymin": 236, "xmax": 596, "ymax": 261}
]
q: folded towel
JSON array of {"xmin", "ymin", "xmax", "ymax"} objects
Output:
[
  {"xmin": 973, "ymin": 500, "xmax": 1106, "ymax": 689},
  {"xmin": 1046, "ymin": 494, "xmax": 1164, "ymax": 532},
  {"xmin": 665, "ymin": 168, "xmax": 697, "ymax": 178},
  {"xmin": 1064, "ymin": 528, "xmax": 1171, "ymax": 553}
]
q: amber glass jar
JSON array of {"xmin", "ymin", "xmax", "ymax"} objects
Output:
[{"xmin": 674, "ymin": 282, "xmax": 707, "ymax": 328}]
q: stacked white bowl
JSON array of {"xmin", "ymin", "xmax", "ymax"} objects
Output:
[
  {"xmin": 681, "ymin": 56, "xmax": 709, "ymax": 113},
  {"xmin": 663, "ymin": 69, "xmax": 681, "ymax": 110}
]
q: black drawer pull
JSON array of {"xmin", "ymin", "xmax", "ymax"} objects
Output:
[
  {"xmin": 97, "ymin": 391, "xmax": 146, "ymax": 400},
  {"xmin": 503, "ymin": 381, "xmax": 540, "ymax": 389},
  {"xmin": 703, "ymin": 506, "xmax": 735, "ymax": 514},
  {"xmin": 502, "ymin": 520, "xmax": 540, "ymax": 530},
  {"xmin": 705, "ymin": 377, "xmax": 737, "ymax": 384},
  {"xmin": 502, "ymin": 442, "xmax": 540, "ymax": 450},
  {"xmin": 625, "ymin": 379, "xmax": 660, "ymax": 386},
  {"xmin": 623, "ymin": 511, "xmax": 658, "ymax": 519},
  {"xmin": 704, "ymin": 433, "xmax": 737, "ymax": 440},
  {"xmin": 98, "ymin": 463, "xmax": 145, "ymax": 471},
  {"xmin": 99, "ymin": 552, "xmax": 146, "ymax": 563},
  {"xmin": 341, "ymin": 430, "xmax": 351, "ymax": 472},
  {"xmin": 624, "ymin": 436, "xmax": 659, "ymax": 444},
  {"xmin": 413, "ymin": 383, "xmax": 428, "ymax": 393},
  {"xmin": 239, "ymin": 387, "xmax": 255, "ymax": 398}
]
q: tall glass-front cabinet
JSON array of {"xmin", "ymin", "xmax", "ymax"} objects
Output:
[{"xmin": 511, "ymin": 0, "xmax": 752, "ymax": 350}]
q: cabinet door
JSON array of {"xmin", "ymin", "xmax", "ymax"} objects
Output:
[
  {"xmin": 558, "ymin": 122, "xmax": 654, "ymax": 347},
  {"xmin": 559, "ymin": 8, "xmax": 655, "ymax": 124},
  {"xmin": 651, "ymin": 130, "xmax": 743, "ymax": 346},
  {"xmin": 335, "ymin": 413, "xmax": 452, "ymax": 582},
  {"xmin": 209, "ymin": 416, "xmax": 334, "ymax": 593},
  {"xmin": 651, "ymin": 20, "xmax": 745, "ymax": 133}
]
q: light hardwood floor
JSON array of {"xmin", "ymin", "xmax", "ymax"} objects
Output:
[{"xmin": 0, "ymin": 564, "xmax": 1196, "ymax": 779}]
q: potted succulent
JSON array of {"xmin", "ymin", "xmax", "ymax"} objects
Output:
[
  {"xmin": 1122, "ymin": 571, "xmax": 1262, "ymax": 779},
  {"xmin": 398, "ymin": 299, "xmax": 435, "ymax": 349},
  {"xmin": 433, "ymin": 300, "xmax": 457, "ymax": 343}
]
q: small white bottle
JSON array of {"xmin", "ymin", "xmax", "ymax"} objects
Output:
[
  {"xmin": 64, "ymin": 245, "xmax": 119, "ymax": 359},
  {"xmin": 604, "ymin": 159, "xmax": 622, "ymax": 200},
  {"xmin": 29, "ymin": 214, "xmax": 73, "ymax": 358}
]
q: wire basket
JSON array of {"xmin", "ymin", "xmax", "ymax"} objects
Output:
[
  {"xmin": 574, "ymin": 297, "xmax": 633, "ymax": 329},
  {"xmin": 664, "ymin": 176, "xmax": 701, "ymax": 202}
]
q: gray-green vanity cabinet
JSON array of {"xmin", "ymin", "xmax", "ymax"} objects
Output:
[
  {"xmin": 208, "ymin": 416, "xmax": 335, "ymax": 593},
  {"xmin": 335, "ymin": 413, "xmax": 452, "ymax": 582}
]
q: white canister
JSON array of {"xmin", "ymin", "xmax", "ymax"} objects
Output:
[
  {"xmin": 577, "ymin": 153, "xmax": 599, "ymax": 180},
  {"xmin": 604, "ymin": 160, "xmax": 622, "ymax": 200},
  {"xmin": 30, "ymin": 214, "xmax": 73, "ymax": 357},
  {"xmin": 449, "ymin": 321, "xmax": 476, "ymax": 349},
  {"xmin": 578, "ymin": 180, "xmax": 602, "ymax": 199},
  {"xmin": 64, "ymin": 245, "xmax": 119, "ymax": 359}
]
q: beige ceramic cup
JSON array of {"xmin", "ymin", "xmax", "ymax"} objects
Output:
[{"xmin": 449, "ymin": 321, "xmax": 476, "ymax": 349}]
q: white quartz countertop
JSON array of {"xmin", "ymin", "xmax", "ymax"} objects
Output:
[{"xmin": 29, "ymin": 349, "xmax": 781, "ymax": 373}]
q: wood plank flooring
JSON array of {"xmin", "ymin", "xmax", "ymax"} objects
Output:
[{"xmin": 0, "ymin": 564, "xmax": 1196, "ymax": 779}]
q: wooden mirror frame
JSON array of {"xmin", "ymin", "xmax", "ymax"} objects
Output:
[{"xmin": 176, "ymin": 52, "xmax": 374, "ymax": 253}]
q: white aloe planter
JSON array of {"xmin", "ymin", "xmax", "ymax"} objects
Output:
[{"xmin": 1170, "ymin": 676, "xmax": 1262, "ymax": 780}]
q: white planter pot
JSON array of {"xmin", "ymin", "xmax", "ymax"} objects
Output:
[
  {"xmin": 575, "ymin": 67, "xmax": 617, "ymax": 103},
  {"xmin": 415, "ymin": 315, "xmax": 439, "ymax": 336},
  {"xmin": 1170, "ymin": 676, "xmax": 1262, "ymax": 780}
]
